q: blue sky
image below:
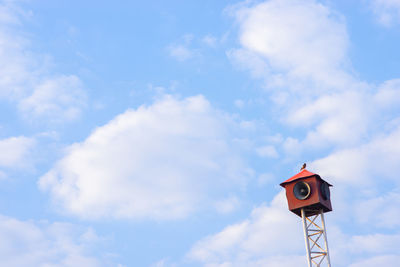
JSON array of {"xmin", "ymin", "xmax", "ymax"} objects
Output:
[{"xmin": 1, "ymin": 0, "xmax": 400, "ymax": 266}]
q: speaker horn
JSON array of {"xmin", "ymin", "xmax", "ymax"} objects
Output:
[
  {"xmin": 293, "ymin": 181, "xmax": 311, "ymax": 200},
  {"xmin": 320, "ymin": 181, "xmax": 330, "ymax": 200}
]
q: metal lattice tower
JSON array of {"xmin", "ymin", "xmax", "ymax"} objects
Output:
[
  {"xmin": 301, "ymin": 209, "xmax": 331, "ymax": 267},
  {"xmin": 280, "ymin": 168, "xmax": 333, "ymax": 267}
]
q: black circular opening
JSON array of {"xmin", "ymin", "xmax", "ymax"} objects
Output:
[{"xmin": 293, "ymin": 181, "xmax": 311, "ymax": 200}]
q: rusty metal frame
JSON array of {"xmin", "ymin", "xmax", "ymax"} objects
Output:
[{"xmin": 301, "ymin": 208, "xmax": 331, "ymax": 267}]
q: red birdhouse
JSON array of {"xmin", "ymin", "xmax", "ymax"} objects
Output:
[{"xmin": 280, "ymin": 169, "xmax": 332, "ymax": 217}]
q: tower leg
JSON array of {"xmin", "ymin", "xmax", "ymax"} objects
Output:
[
  {"xmin": 300, "ymin": 209, "xmax": 331, "ymax": 266},
  {"xmin": 320, "ymin": 211, "xmax": 331, "ymax": 267},
  {"xmin": 301, "ymin": 208, "xmax": 312, "ymax": 267}
]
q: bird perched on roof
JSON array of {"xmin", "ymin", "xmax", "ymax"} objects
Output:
[{"xmin": 300, "ymin": 163, "xmax": 306, "ymax": 171}]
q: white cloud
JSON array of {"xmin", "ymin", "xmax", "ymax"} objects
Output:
[
  {"xmin": 187, "ymin": 192, "xmax": 304, "ymax": 266},
  {"xmin": 227, "ymin": 0, "xmax": 377, "ymax": 153},
  {"xmin": 0, "ymin": 136, "xmax": 35, "ymax": 168},
  {"xmin": 355, "ymin": 192, "xmax": 400, "ymax": 229},
  {"xmin": 0, "ymin": 1, "xmax": 86, "ymax": 121},
  {"xmin": 187, "ymin": 191, "xmax": 400, "ymax": 267},
  {"xmin": 227, "ymin": 0, "xmax": 400, "ymax": 155},
  {"xmin": 150, "ymin": 258, "xmax": 177, "ymax": 267},
  {"xmin": 255, "ymin": 145, "xmax": 278, "ymax": 158},
  {"xmin": 233, "ymin": 99, "xmax": 244, "ymax": 109},
  {"xmin": 282, "ymin": 137, "xmax": 301, "ymax": 157},
  {"xmin": 226, "ymin": 48, "xmax": 270, "ymax": 80},
  {"xmin": 0, "ymin": 214, "xmax": 106, "ymax": 266},
  {"xmin": 374, "ymin": 78, "xmax": 400, "ymax": 110},
  {"xmin": 168, "ymin": 34, "xmax": 197, "ymax": 62},
  {"xmin": 255, "ymin": 67, "xmax": 400, "ymax": 157},
  {"xmin": 349, "ymin": 255, "xmax": 400, "ymax": 267},
  {"xmin": 328, "ymin": 226, "xmax": 400, "ymax": 266},
  {"xmin": 312, "ymin": 124, "xmax": 400, "ymax": 187},
  {"xmin": 215, "ymin": 196, "xmax": 240, "ymax": 214},
  {"xmin": 227, "ymin": 0, "xmax": 400, "ymax": 180},
  {"xmin": 284, "ymin": 89, "xmax": 371, "ymax": 150},
  {"xmin": 370, "ymin": 0, "xmax": 400, "ymax": 26},
  {"xmin": 203, "ymin": 1, "xmax": 400, "ymax": 266},
  {"xmin": 257, "ymin": 172, "xmax": 275, "ymax": 186},
  {"xmin": 168, "ymin": 44, "xmax": 194, "ymax": 61},
  {"xmin": 347, "ymin": 233, "xmax": 400, "ymax": 254},
  {"xmin": 202, "ymin": 35, "xmax": 218, "ymax": 47},
  {"xmin": 18, "ymin": 75, "xmax": 86, "ymax": 121},
  {"xmin": 39, "ymin": 95, "xmax": 252, "ymax": 220},
  {"xmin": 299, "ymin": 120, "xmax": 400, "ymax": 231},
  {"xmin": 228, "ymin": 0, "xmax": 353, "ymax": 91}
]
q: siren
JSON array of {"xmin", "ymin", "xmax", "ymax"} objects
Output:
[
  {"xmin": 293, "ymin": 181, "xmax": 311, "ymax": 200},
  {"xmin": 320, "ymin": 181, "xmax": 330, "ymax": 200}
]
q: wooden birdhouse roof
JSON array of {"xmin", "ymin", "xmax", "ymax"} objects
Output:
[{"xmin": 280, "ymin": 169, "xmax": 332, "ymax": 187}]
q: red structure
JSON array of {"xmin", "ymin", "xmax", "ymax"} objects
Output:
[
  {"xmin": 280, "ymin": 169, "xmax": 332, "ymax": 217},
  {"xmin": 280, "ymin": 167, "xmax": 333, "ymax": 267}
]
